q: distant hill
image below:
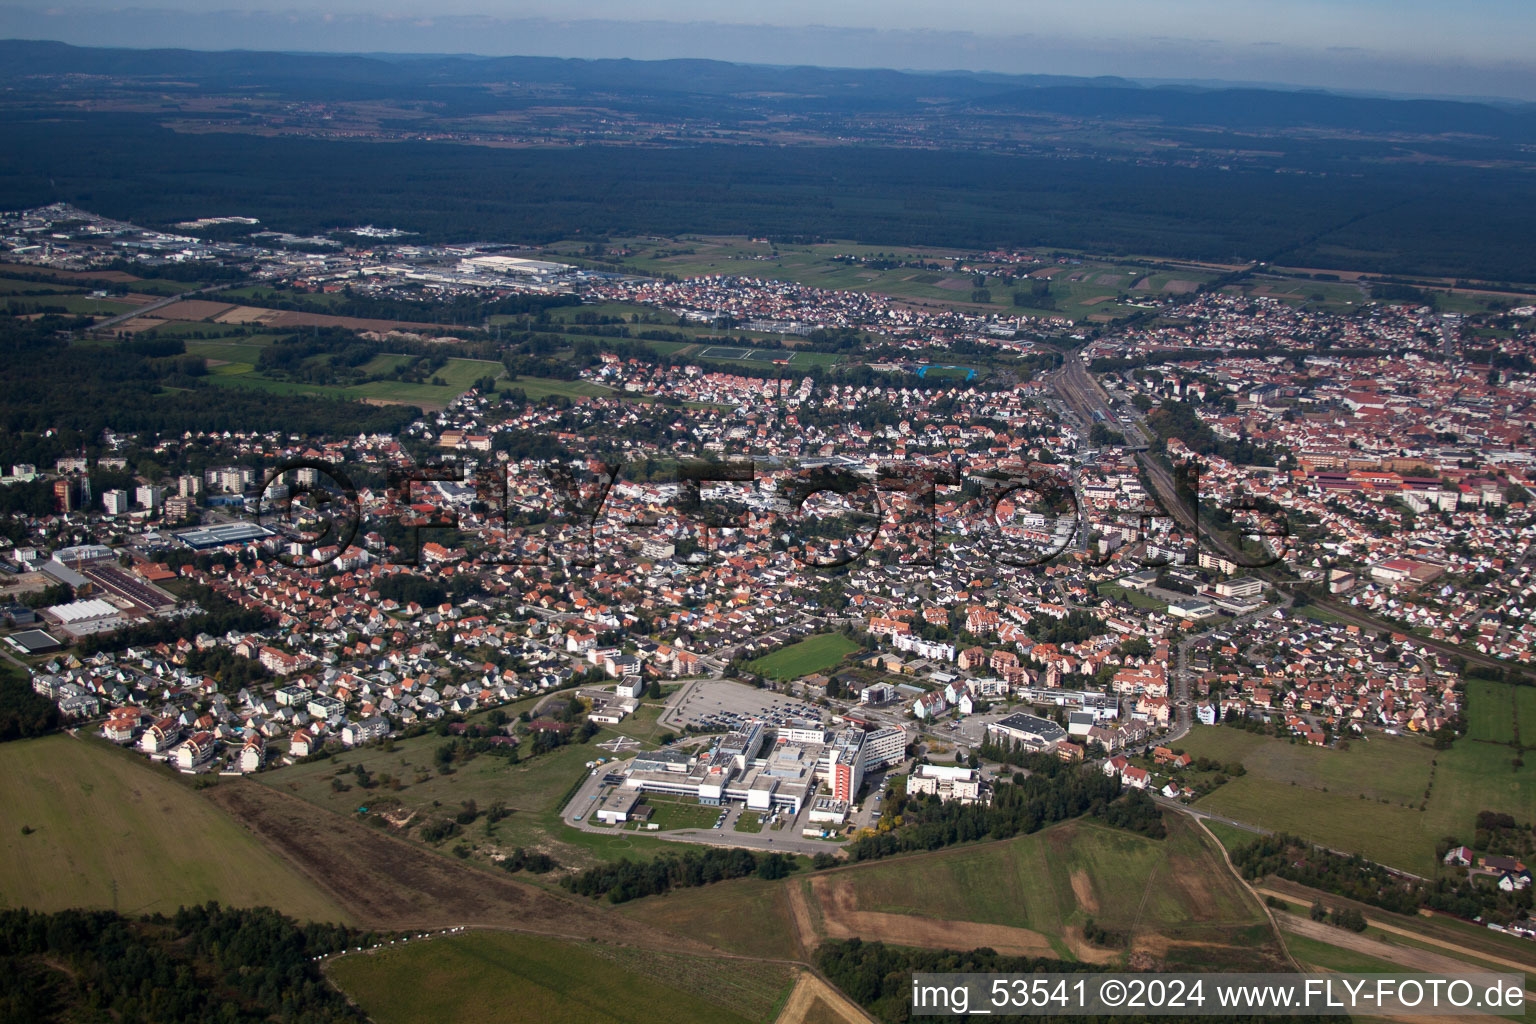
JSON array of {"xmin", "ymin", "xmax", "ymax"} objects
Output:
[{"xmin": 2, "ymin": 39, "xmax": 1532, "ymax": 139}]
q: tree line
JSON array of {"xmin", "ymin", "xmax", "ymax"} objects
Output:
[
  {"xmin": 0, "ymin": 902, "xmax": 378, "ymax": 1024},
  {"xmin": 562, "ymin": 846, "xmax": 798, "ymax": 903}
]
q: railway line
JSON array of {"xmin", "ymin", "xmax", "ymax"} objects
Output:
[{"xmin": 1049, "ymin": 351, "xmax": 1515, "ymax": 676}]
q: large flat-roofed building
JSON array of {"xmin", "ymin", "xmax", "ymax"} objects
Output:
[
  {"xmin": 459, "ymin": 255, "xmax": 572, "ymax": 276},
  {"xmin": 986, "ymin": 712, "xmax": 1067, "ymax": 751},
  {"xmin": 43, "ymin": 598, "xmax": 125, "ymax": 638},
  {"xmin": 4, "ymin": 628, "xmax": 63, "ymax": 655},
  {"xmin": 862, "ymin": 725, "xmax": 907, "ymax": 772},
  {"xmin": 907, "ymin": 763, "xmax": 986, "ymax": 804},
  {"xmin": 1166, "ymin": 596, "xmax": 1216, "ymax": 620},
  {"xmin": 1214, "ymin": 577, "xmax": 1264, "ymax": 599},
  {"xmin": 616, "ymin": 720, "xmax": 867, "ymax": 816},
  {"xmin": 175, "ymin": 522, "xmax": 274, "ymax": 550}
]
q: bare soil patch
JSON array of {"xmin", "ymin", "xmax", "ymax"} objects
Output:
[
  {"xmin": 1069, "ymin": 869, "xmax": 1099, "ymax": 914},
  {"xmin": 809, "ymin": 875, "xmax": 1056, "ymax": 957},
  {"xmin": 150, "ymin": 299, "xmax": 239, "ymax": 321},
  {"xmin": 203, "ymin": 779, "xmax": 702, "ymax": 951},
  {"xmin": 774, "ymin": 973, "xmax": 876, "ymax": 1024},
  {"xmin": 211, "ymin": 305, "xmax": 281, "ymax": 324}
]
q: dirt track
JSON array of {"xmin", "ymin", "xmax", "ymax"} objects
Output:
[
  {"xmin": 774, "ymin": 972, "xmax": 877, "ymax": 1024},
  {"xmin": 1277, "ymin": 913, "xmax": 1536, "ymax": 999},
  {"xmin": 205, "ymin": 779, "xmax": 705, "ymax": 951},
  {"xmin": 1257, "ymin": 887, "xmax": 1536, "ymax": 974},
  {"xmin": 807, "ymin": 875, "xmax": 1058, "ymax": 957}
]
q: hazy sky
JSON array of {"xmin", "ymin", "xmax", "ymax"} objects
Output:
[{"xmin": 4, "ymin": 1, "xmax": 1534, "ymax": 100}]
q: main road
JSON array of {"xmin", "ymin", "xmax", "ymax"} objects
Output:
[{"xmin": 91, "ymin": 279, "xmax": 250, "ymax": 332}]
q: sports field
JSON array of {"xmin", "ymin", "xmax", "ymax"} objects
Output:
[
  {"xmin": 1179, "ymin": 725, "xmax": 1536, "ymax": 874},
  {"xmin": 0, "ymin": 735, "xmax": 350, "ymax": 920},
  {"xmin": 326, "ymin": 930, "xmax": 796, "ymax": 1024},
  {"xmin": 694, "ymin": 344, "xmax": 841, "ymax": 367},
  {"xmin": 745, "ymin": 633, "xmax": 860, "ymax": 681}
]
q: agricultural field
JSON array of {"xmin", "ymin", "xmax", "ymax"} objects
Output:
[
  {"xmin": 1178, "ymin": 725, "xmax": 1536, "ymax": 874},
  {"xmin": 620, "ymin": 877, "xmax": 801, "ymax": 961},
  {"xmin": 1467, "ymin": 678, "xmax": 1520, "ymax": 744},
  {"xmin": 746, "ymin": 633, "xmax": 861, "ymax": 681},
  {"xmin": 198, "ymin": 351, "xmax": 509, "ymax": 409},
  {"xmin": 0, "ymin": 734, "xmax": 350, "ymax": 921},
  {"xmin": 326, "ymin": 930, "xmax": 796, "ymax": 1024},
  {"xmin": 793, "ymin": 816, "xmax": 1276, "ymax": 969},
  {"xmin": 4, "ymin": 292, "xmax": 141, "ymax": 315},
  {"xmin": 0, "ymin": 275, "xmax": 78, "ymax": 295}
]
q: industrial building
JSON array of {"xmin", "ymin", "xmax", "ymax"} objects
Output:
[
  {"xmin": 175, "ymin": 522, "xmax": 275, "ymax": 550},
  {"xmin": 985, "ymin": 711, "xmax": 1067, "ymax": 751}
]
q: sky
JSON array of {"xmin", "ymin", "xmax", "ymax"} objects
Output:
[{"xmin": 3, "ymin": 1, "xmax": 1534, "ymax": 101}]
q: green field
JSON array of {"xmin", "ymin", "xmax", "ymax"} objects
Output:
[
  {"xmin": 823, "ymin": 816, "xmax": 1270, "ymax": 966},
  {"xmin": 185, "ymin": 338, "xmax": 274, "ymax": 365},
  {"xmin": 5, "ymin": 293, "xmax": 140, "ymax": 315},
  {"xmin": 1468, "ymin": 679, "xmax": 1519, "ymax": 744},
  {"xmin": 745, "ymin": 633, "xmax": 861, "ymax": 681},
  {"xmin": 641, "ymin": 794, "xmax": 721, "ymax": 831},
  {"xmin": 1098, "ymin": 583, "xmax": 1170, "ymax": 612},
  {"xmin": 1179, "ymin": 726, "xmax": 1536, "ymax": 874},
  {"xmin": 328, "ymin": 930, "xmax": 794, "ymax": 1024},
  {"xmin": 619, "ymin": 877, "xmax": 800, "ymax": 960},
  {"xmin": 1282, "ymin": 933, "xmax": 1405, "ymax": 974},
  {"xmin": 203, "ymin": 354, "xmax": 509, "ymax": 409},
  {"xmin": 0, "ymin": 735, "xmax": 350, "ymax": 921},
  {"xmin": 692, "ymin": 344, "xmax": 843, "ymax": 367},
  {"xmin": 507, "ymin": 375, "xmax": 616, "ymax": 400},
  {"xmin": 0, "ymin": 276, "xmax": 79, "ymax": 295}
]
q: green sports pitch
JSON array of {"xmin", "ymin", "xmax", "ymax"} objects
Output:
[{"xmin": 693, "ymin": 345, "xmax": 840, "ymax": 367}]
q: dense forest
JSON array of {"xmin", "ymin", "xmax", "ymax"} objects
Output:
[
  {"xmin": 0, "ymin": 314, "xmax": 420, "ymax": 439},
  {"xmin": 0, "ymin": 903, "xmax": 377, "ymax": 1024},
  {"xmin": 4, "ymin": 109, "xmax": 1536, "ymax": 281},
  {"xmin": 0, "ymin": 663, "xmax": 59, "ymax": 743}
]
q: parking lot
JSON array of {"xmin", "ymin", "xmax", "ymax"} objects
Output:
[{"xmin": 662, "ymin": 677, "xmax": 825, "ymax": 732}]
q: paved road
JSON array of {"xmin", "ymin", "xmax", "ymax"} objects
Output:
[
  {"xmin": 1167, "ymin": 596, "xmax": 1290, "ymax": 742},
  {"xmin": 92, "ymin": 280, "xmax": 247, "ymax": 331}
]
